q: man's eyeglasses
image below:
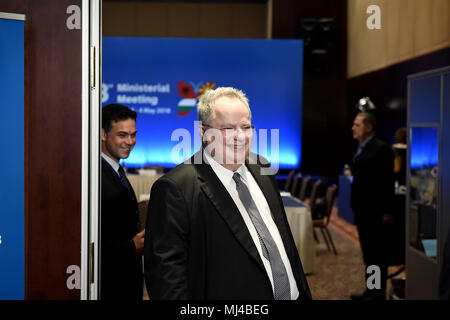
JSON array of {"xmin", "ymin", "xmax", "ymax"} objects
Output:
[{"xmin": 202, "ymin": 124, "xmax": 256, "ymax": 136}]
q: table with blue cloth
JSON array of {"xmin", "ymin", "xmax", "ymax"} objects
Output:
[{"xmin": 281, "ymin": 194, "xmax": 316, "ymax": 275}]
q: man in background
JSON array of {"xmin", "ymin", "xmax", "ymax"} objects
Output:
[
  {"xmin": 144, "ymin": 87, "xmax": 311, "ymax": 300},
  {"xmin": 350, "ymin": 112, "xmax": 395, "ymax": 300},
  {"xmin": 101, "ymin": 103, "xmax": 145, "ymax": 300}
]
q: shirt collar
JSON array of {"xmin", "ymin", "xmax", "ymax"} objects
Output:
[
  {"xmin": 102, "ymin": 152, "xmax": 120, "ymax": 173},
  {"xmin": 359, "ymin": 134, "xmax": 375, "ymax": 148},
  {"xmin": 204, "ymin": 150, "xmax": 247, "ymax": 187}
]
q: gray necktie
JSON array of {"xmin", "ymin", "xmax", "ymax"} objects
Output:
[{"xmin": 232, "ymin": 172, "xmax": 291, "ymax": 300}]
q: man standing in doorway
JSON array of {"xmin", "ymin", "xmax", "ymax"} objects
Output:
[
  {"xmin": 101, "ymin": 103, "xmax": 145, "ymax": 300},
  {"xmin": 350, "ymin": 112, "xmax": 394, "ymax": 300},
  {"xmin": 144, "ymin": 87, "xmax": 311, "ymax": 300}
]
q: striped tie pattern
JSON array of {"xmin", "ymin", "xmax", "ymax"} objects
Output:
[{"xmin": 233, "ymin": 172, "xmax": 291, "ymax": 300}]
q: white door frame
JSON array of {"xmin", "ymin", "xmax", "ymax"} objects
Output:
[{"xmin": 81, "ymin": 0, "xmax": 101, "ymax": 300}]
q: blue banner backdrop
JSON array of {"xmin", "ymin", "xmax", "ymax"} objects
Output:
[
  {"xmin": 102, "ymin": 37, "xmax": 303, "ymax": 169},
  {"xmin": 0, "ymin": 17, "xmax": 25, "ymax": 299}
]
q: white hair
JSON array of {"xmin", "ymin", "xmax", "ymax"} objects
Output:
[{"xmin": 197, "ymin": 87, "xmax": 251, "ymax": 124}]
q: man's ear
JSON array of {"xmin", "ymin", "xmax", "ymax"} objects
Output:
[
  {"xmin": 101, "ymin": 128, "xmax": 107, "ymax": 142},
  {"xmin": 199, "ymin": 125, "xmax": 204, "ymax": 140}
]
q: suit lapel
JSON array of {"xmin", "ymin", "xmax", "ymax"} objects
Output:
[
  {"xmin": 102, "ymin": 159, "xmax": 140, "ymax": 229},
  {"xmin": 102, "ymin": 159, "xmax": 123, "ymax": 191},
  {"xmin": 246, "ymin": 164, "xmax": 282, "ymax": 221},
  {"xmin": 194, "ymin": 158, "xmax": 266, "ymax": 274},
  {"xmin": 355, "ymin": 137, "xmax": 376, "ymax": 163},
  {"xmin": 102, "ymin": 158, "xmax": 137, "ymax": 200}
]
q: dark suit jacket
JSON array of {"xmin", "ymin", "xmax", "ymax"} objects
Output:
[
  {"xmin": 101, "ymin": 158, "xmax": 143, "ymax": 300},
  {"xmin": 350, "ymin": 137, "xmax": 395, "ymax": 265},
  {"xmin": 350, "ymin": 137, "xmax": 394, "ymax": 223},
  {"xmin": 144, "ymin": 152, "xmax": 311, "ymax": 300}
]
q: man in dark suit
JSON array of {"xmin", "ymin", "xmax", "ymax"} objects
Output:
[
  {"xmin": 350, "ymin": 112, "xmax": 395, "ymax": 300},
  {"xmin": 144, "ymin": 87, "xmax": 311, "ymax": 300},
  {"xmin": 101, "ymin": 104, "xmax": 145, "ymax": 300}
]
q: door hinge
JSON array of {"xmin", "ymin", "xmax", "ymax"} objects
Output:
[
  {"xmin": 90, "ymin": 46, "xmax": 96, "ymax": 90},
  {"xmin": 89, "ymin": 241, "xmax": 95, "ymax": 284}
]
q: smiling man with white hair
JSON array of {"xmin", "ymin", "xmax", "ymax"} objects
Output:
[
  {"xmin": 144, "ymin": 87, "xmax": 311, "ymax": 300},
  {"xmin": 198, "ymin": 87, "xmax": 253, "ymax": 170}
]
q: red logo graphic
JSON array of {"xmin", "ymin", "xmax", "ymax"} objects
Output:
[{"xmin": 177, "ymin": 81, "xmax": 215, "ymax": 117}]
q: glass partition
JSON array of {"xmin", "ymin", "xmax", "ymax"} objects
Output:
[{"xmin": 409, "ymin": 126, "xmax": 438, "ymax": 259}]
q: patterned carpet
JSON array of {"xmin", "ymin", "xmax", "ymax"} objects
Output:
[{"xmin": 306, "ymin": 208, "xmax": 367, "ymax": 300}]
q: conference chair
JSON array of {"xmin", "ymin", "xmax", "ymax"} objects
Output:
[
  {"xmin": 304, "ymin": 179, "xmax": 322, "ymax": 206},
  {"xmin": 291, "ymin": 173, "xmax": 303, "ymax": 197},
  {"xmin": 138, "ymin": 199, "xmax": 149, "ymax": 231},
  {"xmin": 297, "ymin": 176, "xmax": 312, "ymax": 201},
  {"xmin": 313, "ymin": 184, "xmax": 338, "ymax": 255},
  {"xmin": 284, "ymin": 170, "xmax": 296, "ymax": 192}
]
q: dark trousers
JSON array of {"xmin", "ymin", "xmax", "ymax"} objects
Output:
[
  {"xmin": 355, "ymin": 210, "xmax": 388, "ymax": 298},
  {"xmin": 364, "ymin": 263, "xmax": 387, "ymax": 298}
]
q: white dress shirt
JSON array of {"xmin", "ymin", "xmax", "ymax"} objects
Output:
[{"xmin": 204, "ymin": 151, "xmax": 299, "ymax": 300}]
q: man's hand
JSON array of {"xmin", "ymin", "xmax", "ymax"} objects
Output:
[{"xmin": 133, "ymin": 229, "xmax": 145, "ymax": 255}]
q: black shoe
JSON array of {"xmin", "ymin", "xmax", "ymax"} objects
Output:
[
  {"xmin": 350, "ymin": 291, "xmax": 370, "ymax": 300},
  {"xmin": 351, "ymin": 290, "xmax": 386, "ymax": 301},
  {"xmin": 365, "ymin": 291, "xmax": 386, "ymax": 301}
]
